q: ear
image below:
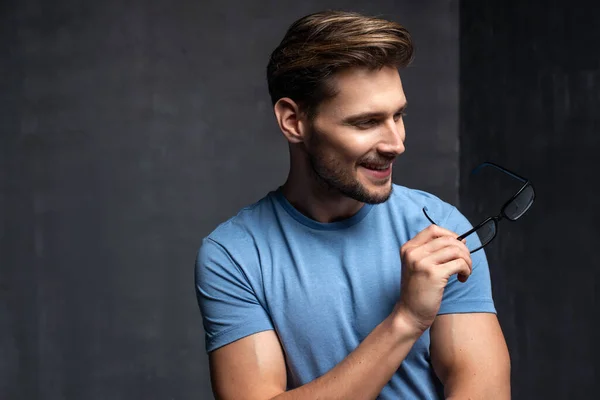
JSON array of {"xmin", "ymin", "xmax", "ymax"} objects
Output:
[{"xmin": 273, "ymin": 97, "xmax": 307, "ymax": 144}]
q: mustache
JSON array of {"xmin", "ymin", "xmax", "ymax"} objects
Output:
[{"xmin": 358, "ymin": 156, "xmax": 396, "ymax": 166}]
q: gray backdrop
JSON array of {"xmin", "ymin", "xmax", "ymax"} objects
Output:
[
  {"xmin": 460, "ymin": 1, "xmax": 599, "ymax": 398},
  {"xmin": 1, "ymin": 1, "xmax": 458, "ymax": 399}
]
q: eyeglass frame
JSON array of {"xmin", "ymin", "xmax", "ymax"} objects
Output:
[{"xmin": 422, "ymin": 162, "xmax": 536, "ymax": 254}]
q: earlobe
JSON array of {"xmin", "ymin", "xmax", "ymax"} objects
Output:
[{"xmin": 274, "ymin": 98, "xmax": 305, "ymax": 144}]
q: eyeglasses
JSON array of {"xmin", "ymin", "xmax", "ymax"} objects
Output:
[{"xmin": 423, "ymin": 162, "xmax": 535, "ymax": 254}]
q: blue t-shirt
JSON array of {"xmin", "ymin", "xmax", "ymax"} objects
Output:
[{"xmin": 195, "ymin": 184, "xmax": 496, "ymax": 399}]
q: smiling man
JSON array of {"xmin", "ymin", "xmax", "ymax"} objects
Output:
[{"xmin": 195, "ymin": 10, "xmax": 510, "ymax": 400}]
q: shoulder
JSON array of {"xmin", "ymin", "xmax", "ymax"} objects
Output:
[
  {"xmin": 195, "ymin": 191, "xmax": 279, "ymax": 287},
  {"xmin": 203, "ymin": 190, "xmax": 278, "ymax": 248},
  {"xmin": 196, "ymin": 190, "xmax": 283, "ymax": 280},
  {"xmin": 388, "ymin": 185, "xmax": 480, "ymax": 249},
  {"xmin": 388, "ymin": 184, "xmax": 457, "ymax": 225}
]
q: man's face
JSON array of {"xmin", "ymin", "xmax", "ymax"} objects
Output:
[{"xmin": 304, "ymin": 66, "xmax": 407, "ymax": 204}]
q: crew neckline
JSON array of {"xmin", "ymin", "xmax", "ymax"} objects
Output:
[{"xmin": 272, "ymin": 186, "xmax": 374, "ymax": 231}]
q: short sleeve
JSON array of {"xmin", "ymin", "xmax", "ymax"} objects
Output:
[
  {"xmin": 195, "ymin": 237, "xmax": 274, "ymax": 353},
  {"xmin": 437, "ymin": 207, "xmax": 497, "ymax": 315}
]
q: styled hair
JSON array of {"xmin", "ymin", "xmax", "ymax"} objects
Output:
[{"xmin": 266, "ymin": 10, "xmax": 414, "ymax": 118}]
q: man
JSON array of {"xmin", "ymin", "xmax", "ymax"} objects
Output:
[{"xmin": 195, "ymin": 10, "xmax": 510, "ymax": 399}]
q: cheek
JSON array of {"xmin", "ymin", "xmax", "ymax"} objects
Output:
[
  {"xmin": 309, "ymin": 123, "xmax": 374, "ymax": 164},
  {"xmin": 327, "ymin": 136, "xmax": 374, "ymax": 165}
]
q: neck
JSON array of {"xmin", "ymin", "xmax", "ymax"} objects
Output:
[{"xmin": 280, "ymin": 159, "xmax": 365, "ymax": 224}]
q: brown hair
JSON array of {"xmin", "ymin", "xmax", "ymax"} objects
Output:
[{"xmin": 266, "ymin": 10, "xmax": 414, "ymax": 118}]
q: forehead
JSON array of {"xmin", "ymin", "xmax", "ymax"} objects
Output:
[{"xmin": 322, "ymin": 66, "xmax": 407, "ymax": 116}]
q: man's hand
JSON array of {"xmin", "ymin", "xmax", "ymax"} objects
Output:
[{"xmin": 394, "ymin": 224, "xmax": 472, "ymax": 333}]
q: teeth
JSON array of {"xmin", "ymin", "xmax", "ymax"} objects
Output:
[{"xmin": 365, "ymin": 164, "xmax": 388, "ymax": 170}]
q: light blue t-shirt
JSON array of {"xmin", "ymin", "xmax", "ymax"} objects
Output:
[{"xmin": 195, "ymin": 184, "xmax": 496, "ymax": 399}]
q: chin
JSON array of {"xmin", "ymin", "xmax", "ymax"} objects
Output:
[
  {"xmin": 365, "ymin": 184, "xmax": 394, "ymax": 204},
  {"xmin": 348, "ymin": 178, "xmax": 393, "ymax": 204}
]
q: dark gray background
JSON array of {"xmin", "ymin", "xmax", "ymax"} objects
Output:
[
  {"xmin": 1, "ymin": 1, "xmax": 458, "ymax": 399},
  {"xmin": 4, "ymin": 0, "xmax": 598, "ymax": 399},
  {"xmin": 460, "ymin": 1, "xmax": 599, "ymax": 398}
]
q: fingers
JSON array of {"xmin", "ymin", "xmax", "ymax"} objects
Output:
[
  {"xmin": 419, "ymin": 241, "xmax": 472, "ymax": 270},
  {"xmin": 406, "ymin": 224, "xmax": 462, "ymax": 248},
  {"xmin": 419, "ymin": 235, "xmax": 468, "ymax": 255},
  {"xmin": 410, "ymin": 235, "xmax": 470, "ymax": 264},
  {"xmin": 403, "ymin": 232, "xmax": 473, "ymax": 281},
  {"xmin": 441, "ymin": 258, "xmax": 472, "ymax": 283},
  {"xmin": 416, "ymin": 241, "xmax": 472, "ymax": 280}
]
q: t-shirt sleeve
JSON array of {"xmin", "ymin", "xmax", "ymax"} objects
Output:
[
  {"xmin": 437, "ymin": 206, "xmax": 497, "ymax": 315},
  {"xmin": 195, "ymin": 237, "xmax": 274, "ymax": 353}
]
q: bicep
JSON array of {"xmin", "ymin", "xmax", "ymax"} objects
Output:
[
  {"xmin": 210, "ymin": 330, "xmax": 287, "ymax": 400},
  {"xmin": 196, "ymin": 238, "xmax": 285, "ymax": 398},
  {"xmin": 430, "ymin": 313, "xmax": 511, "ymax": 399}
]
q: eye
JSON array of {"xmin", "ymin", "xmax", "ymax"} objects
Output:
[
  {"xmin": 355, "ymin": 119, "xmax": 379, "ymax": 129},
  {"xmin": 393, "ymin": 111, "xmax": 407, "ymax": 121}
]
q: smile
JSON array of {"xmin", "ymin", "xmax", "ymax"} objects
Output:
[
  {"xmin": 362, "ymin": 163, "xmax": 391, "ymax": 171},
  {"xmin": 360, "ymin": 164, "xmax": 392, "ymax": 180}
]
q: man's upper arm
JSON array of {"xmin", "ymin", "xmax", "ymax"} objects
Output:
[
  {"xmin": 196, "ymin": 236, "xmax": 287, "ymax": 398},
  {"xmin": 431, "ymin": 206, "xmax": 510, "ymax": 398},
  {"xmin": 195, "ymin": 236, "xmax": 273, "ymax": 352},
  {"xmin": 430, "ymin": 313, "xmax": 511, "ymax": 399},
  {"xmin": 210, "ymin": 330, "xmax": 287, "ymax": 400}
]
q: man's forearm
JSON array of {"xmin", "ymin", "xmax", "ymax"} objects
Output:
[{"xmin": 271, "ymin": 312, "xmax": 423, "ymax": 400}]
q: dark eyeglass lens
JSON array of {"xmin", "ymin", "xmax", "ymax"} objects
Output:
[
  {"xmin": 504, "ymin": 184, "xmax": 534, "ymax": 220},
  {"xmin": 474, "ymin": 220, "xmax": 496, "ymax": 247}
]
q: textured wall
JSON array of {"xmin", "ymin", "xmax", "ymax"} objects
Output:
[
  {"xmin": 460, "ymin": 2, "xmax": 599, "ymax": 398},
  {"xmin": 0, "ymin": 1, "xmax": 458, "ymax": 399}
]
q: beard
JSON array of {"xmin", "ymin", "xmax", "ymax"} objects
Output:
[{"xmin": 306, "ymin": 127, "xmax": 394, "ymax": 205}]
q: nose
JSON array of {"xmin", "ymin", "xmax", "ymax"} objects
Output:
[{"xmin": 378, "ymin": 118, "xmax": 405, "ymax": 156}]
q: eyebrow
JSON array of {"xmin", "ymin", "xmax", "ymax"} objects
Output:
[{"xmin": 342, "ymin": 103, "xmax": 408, "ymax": 124}]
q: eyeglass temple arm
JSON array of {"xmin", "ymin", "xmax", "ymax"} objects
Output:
[
  {"xmin": 423, "ymin": 208, "xmax": 437, "ymax": 225},
  {"xmin": 423, "ymin": 207, "xmax": 474, "ymax": 241},
  {"xmin": 455, "ymin": 221, "xmax": 489, "ymax": 241},
  {"xmin": 423, "ymin": 207, "xmax": 494, "ymax": 245},
  {"xmin": 473, "ymin": 162, "xmax": 529, "ymax": 183}
]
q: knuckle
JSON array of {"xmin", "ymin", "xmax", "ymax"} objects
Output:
[
  {"xmin": 400, "ymin": 245, "xmax": 410, "ymax": 259},
  {"xmin": 413, "ymin": 258, "xmax": 425, "ymax": 270},
  {"xmin": 450, "ymin": 247, "xmax": 462, "ymax": 258},
  {"xmin": 425, "ymin": 269, "xmax": 436, "ymax": 280},
  {"xmin": 415, "ymin": 259, "xmax": 431, "ymax": 273},
  {"xmin": 404, "ymin": 246, "xmax": 419, "ymax": 261},
  {"xmin": 419, "ymin": 263, "xmax": 434, "ymax": 277},
  {"xmin": 400, "ymin": 242, "xmax": 411, "ymax": 254},
  {"xmin": 428, "ymin": 224, "xmax": 441, "ymax": 235}
]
